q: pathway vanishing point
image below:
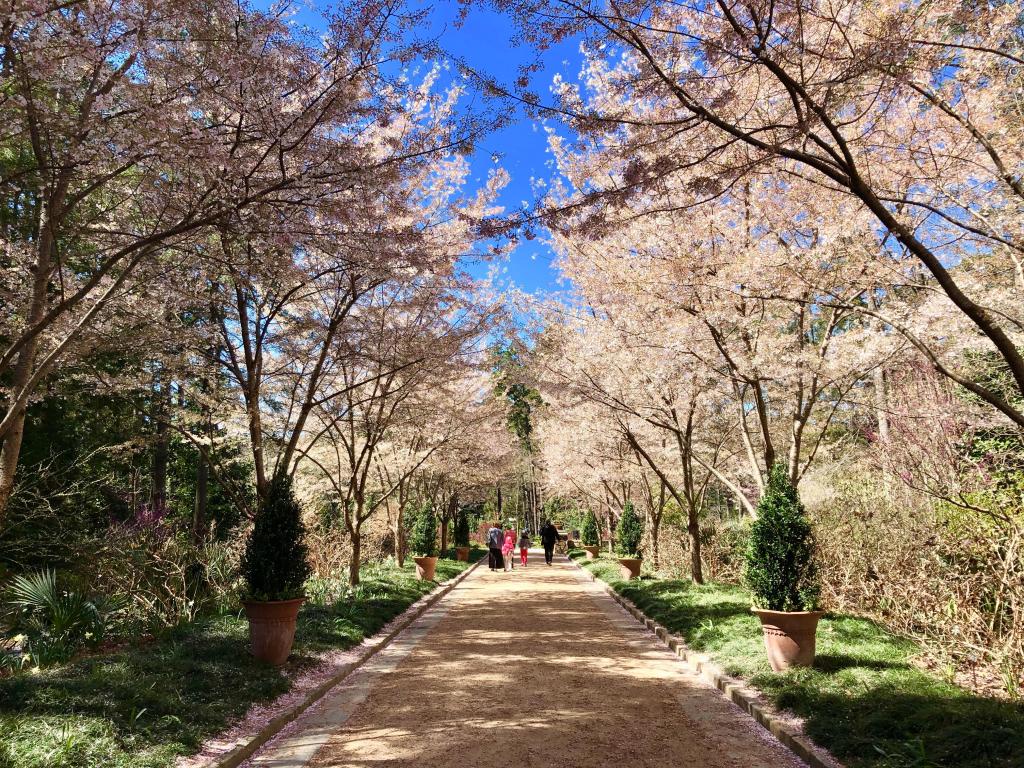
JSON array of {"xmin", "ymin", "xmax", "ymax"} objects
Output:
[{"xmin": 242, "ymin": 551, "xmax": 809, "ymax": 768}]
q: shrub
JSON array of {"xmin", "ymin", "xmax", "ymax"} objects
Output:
[
  {"xmin": 409, "ymin": 502, "xmax": 438, "ymax": 557},
  {"xmin": 744, "ymin": 463, "xmax": 820, "ymax": 611},
  {"xmin": 615, "ymin": 503, "xmax": 643, "ymax": 558},
  {"xmin": 453, "ymin": 508, "xmax": 470, "ymax": 548},
  {"xmin": 240, "ymin": 475, "xmax": 310, "ymax": 601},
  {"xmin": 3, "ymin": 569, "xmax": 123, "ymax": 667},
  {"xmin": 581, "ymin": 510, "xmax": 600, "ymax": 546}
]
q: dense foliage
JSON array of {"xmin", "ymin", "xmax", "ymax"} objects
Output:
[
  {"xmin": 240, "ymin": 476, "xmax": 310, "ymax": 602},
  {"xmin": 744, "ymin": 465, "xmax": 820, "ymax": 612}
]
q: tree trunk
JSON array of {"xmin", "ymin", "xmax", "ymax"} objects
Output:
[
  {"xmin": 873, "ymin": 366, "xmax": 890, "ymax": 443},
  {"xmin": 194, "ymin": 451, "xmax": 208, "ymax": 543},
  {"xmin": 688, "ymin": 507, "xmax": 704, "ymax": 584},
  {"xmin": 0, "ymin": 410, "xmax": 27, "ymax": 530},
  {"xmin": 246, "ymin": 395, "xmax": 268, "ymax": 500},
  {"xmin": 0, "ymin": 196, "xmax": 61, "ymax": 532},
  {"xmin": 650, "ymin": 518, "xmax": 660, "ymax": 570},
  {"xmin": 393, "ymin": 504, "xmax": 406, "ymax": 567},
  {"xmin": 349, "ymin": 529, "xmax": 362, "ymax": 586},
  {"xmin": 150, "ymin": 373, "xmax": 170, "ymax": 517}
]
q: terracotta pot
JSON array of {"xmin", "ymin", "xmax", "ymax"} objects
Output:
[
  {"xmin": 455, "ymin": 546, "xmax": 470, "ymax": 562},
  {"xmin": 242, "ymin": 597, "xmax": 304, "ymax": 666},
  {"xmin": 752, "ymin": 608, "xmax": 825, "ymax": 671},
  {"xmin": 617, "ymin": 557, "xmax": 642, "ymax": 580},
  {"xmin": 414, "ymin": 555, "xmax": 438, "ymax": 581},
  {"xmin": 583, "ymin": 545, "xmax": 600, "ymax": 560}
]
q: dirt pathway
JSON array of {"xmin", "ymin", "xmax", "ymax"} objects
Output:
[{"xmin": 248, "ymin": 551, "xmax": 807, "ymax": 768}]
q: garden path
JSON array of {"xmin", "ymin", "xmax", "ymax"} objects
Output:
[{"xmin": 243, "ymin": 551, "xmax": 807, "ymax": 768}]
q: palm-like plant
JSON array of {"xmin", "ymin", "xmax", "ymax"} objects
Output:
[{"xmin": 4, "ymin": 569, "xmax": 122, "ymax": 666}]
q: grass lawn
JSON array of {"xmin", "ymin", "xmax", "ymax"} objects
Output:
[
  {"xmin": 570, "ymin": 551, "xmax": 1024, "ymax": 768},
  {"xmin": 0, "ymin": 555, "xmax": 479, "ymax": 768}
]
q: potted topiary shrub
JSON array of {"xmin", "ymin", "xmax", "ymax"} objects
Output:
[
  {"xmin": 615, "ymin": 502, "xmax": 643, "ymax": 579},
  {"xmin": 453, "ymin": 508, "xmax": 471, "ymax": 562},
  {"xmin": 240, "ymin": 475, "xmax": 310, "ymax": 666},
  {"xmin": 410, "ymin": 502, "xmax": 439, "ymax": 580},
  {"xmin": 744, "ymin": 463, "xmax": 823, "ymax": 671},
  {"xmin": 581, "ymin": 510, "xmax": 601, "ymax": 559}
]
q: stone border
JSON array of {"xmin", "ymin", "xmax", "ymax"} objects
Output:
[
  {"xmin": 570, "ymin": 557, "xmax": 843, "ymax": 768},
  {"xmin": 201, "ymin": 558, "xmax": 484, "ymax": 768}
]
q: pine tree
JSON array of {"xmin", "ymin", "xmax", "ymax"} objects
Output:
[
  {"xmin": 241, "ymin": 474, "xmax": 310, "ymax": 601},
  {"xmin": 615, "ymin": 502, "xmax": 643, "ymax": 558},
  {"xmin": 744, "ymin": 464, "xmax": 820, "ymax": 611}
]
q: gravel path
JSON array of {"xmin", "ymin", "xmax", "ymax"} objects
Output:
[{"xmin": 250, "ymin": 551, "xmax": 808, "ymax": 768}]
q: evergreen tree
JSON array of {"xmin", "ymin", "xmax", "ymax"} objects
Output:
[
  {"xmin": 744, "ymin": 464, "xmax": 820, "ymax": 611},
  {"xmin": 453, "ymin": 508, "xmax": 471, "ymax": 548},
  {"xmin": 241, "ymin": 474, "xmax": 309, "ymax": 601},
  {"xmin": 409, "ymin": 501, "xmax": 438, "ymax": 557},
  {"xmin": 581, "ymin": 510, "xmax": 600, "ymax": 546},
  {"xmin": 615, "ymin": 502, "xmax": 642, "ymax": 557}
]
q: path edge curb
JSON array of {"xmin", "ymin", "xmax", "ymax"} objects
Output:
[
  {"xmin": 569, "ymin": 556, "xmax": 843, "ymax": 768},
  {"xmin": 202, "ymin": 558, "xmax": 483, "ymax": 768}
]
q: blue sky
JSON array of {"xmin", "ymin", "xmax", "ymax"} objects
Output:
[
  {"xmin": 272, "ymin": 0, "xmax": 583, "ymax": 294},
  {"xmin": 406, "ymin": 3, "xmax": 581, "ymax": 295}
]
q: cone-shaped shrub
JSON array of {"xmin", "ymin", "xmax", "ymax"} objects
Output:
[
  {"xmin": 744, "ymin": 463, "xmax": 820, "ymax": 611},
  {"xmin": 410, "ymin": 501, "xmax": 438, "ymax": 557},
  {"xmin": 615, "ymin": 502, "xmax": 643, "ymax": 558},
  {"xmin": 453, "ymin": 508, "xmax": 471, "ymax": 548},
  {"xmin": 581, "ymin": 510, "xmax": 600, "ymax": 546},
  {"xmin": 241, "ymin": 475, "xmax": 310, "ymax": 601}
]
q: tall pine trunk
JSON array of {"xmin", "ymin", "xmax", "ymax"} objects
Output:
[{"xmin": 150, "ymin": 372, "xmax": 170, "ymax": 517}]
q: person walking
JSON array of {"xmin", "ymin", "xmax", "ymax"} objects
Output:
[
  {"xmin": 518, "ymin": 530, "xmax": 531, "ymax": 567},
  {"xmin": 502, "ymin": 528, "xmax": 516, "ymax": 572},
  {"xmin": 487, "ymin": 522, "xmax": 504, "ymax": 571},
  {"xmin": 540, "ymin": 520, "xmax": 559, "ymax": 566}
]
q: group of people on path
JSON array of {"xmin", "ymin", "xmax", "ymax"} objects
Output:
[{"xmin": 485, "ymin": 521, "xmax": 560, "ymax": 571}]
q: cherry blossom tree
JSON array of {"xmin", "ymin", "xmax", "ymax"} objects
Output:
[
  {"xmin": 299, "ymin": 275, "xmax": 500, "ymax": 585},
  {"xmin": 0, "ymin": 0, "xmax": 469, "ymax": 530},
  {"xmin": 483, "ymin": 0, "xmax": 1024, "ymax": 428}
]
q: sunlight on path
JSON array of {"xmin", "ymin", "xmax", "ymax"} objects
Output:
[{"xmin": 246, "ymin": 551, "xmax": 807, "ymax": 768}]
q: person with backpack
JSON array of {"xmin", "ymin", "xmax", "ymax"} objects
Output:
[{"xmin": 486, "ymin": 522, "xmax": 504, "ymax": 571}]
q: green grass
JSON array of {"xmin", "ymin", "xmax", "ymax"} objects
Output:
[
  {"xmin": 0, "ymin": 556, "xmax": 476, "ymax": 768},
  {"xmin": 571, "ymin": 551, "xmax": 1024, "ymax": 768}
]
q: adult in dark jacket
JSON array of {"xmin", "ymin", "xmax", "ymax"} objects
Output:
[
  {"xmin": 540, "ymin": 521, "xmax": 559, "ymax": 565},
  {"xmin": 486, "ymin": 523, "xmax": 504, "ymax": 571}
]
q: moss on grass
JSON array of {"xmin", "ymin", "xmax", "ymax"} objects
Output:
[
  {"xmin": 0, "ymin": 556, "xmax": 475, "ymax": 768},
  {"xmin": 573, "ymin": 553, "xmax": 1024, "ymax": 768}
]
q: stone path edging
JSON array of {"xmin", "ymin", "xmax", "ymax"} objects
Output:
[
  {"xmin": 202, "ymin": 558, "xmax": 484, "ymax": 768},
  {"xmin": 569, "ymin": 557, "xmax": 843, "ymax": 768}
]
